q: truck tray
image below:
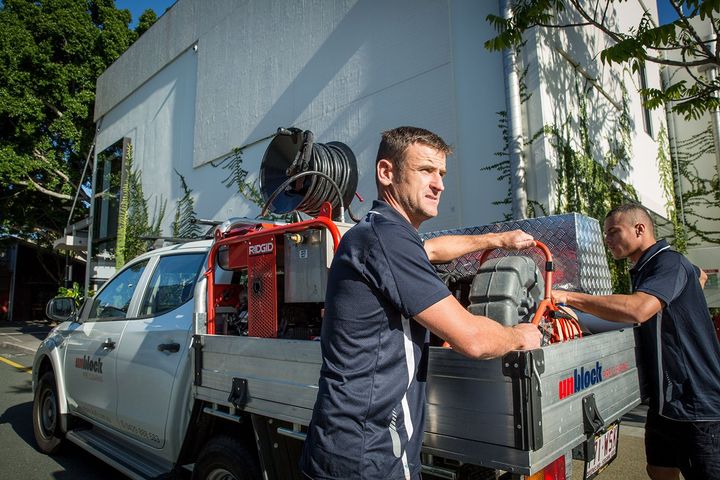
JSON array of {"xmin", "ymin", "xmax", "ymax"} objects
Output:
[{"xmin": 193, "ymin": 327, "xmax": 639, "ymax": 475}]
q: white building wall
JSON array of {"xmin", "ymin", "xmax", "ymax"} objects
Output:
[
  {"xmin": 664, "ymin": 18, "xmax": 720, "ymax": 306},
  {"xmin": 521, "ymin": 1, "xmax": 668, "ymax": 216},
  {"xmin": 93, "ymin": 0, "xmax": 669, "ymax": 244}
]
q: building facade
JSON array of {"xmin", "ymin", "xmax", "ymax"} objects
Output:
[{"xmin": 83, "ymin": 0, "xmax": 670, "ymax": 290}]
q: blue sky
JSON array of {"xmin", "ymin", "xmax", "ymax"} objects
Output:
[
  {"xmin": 115, "ymin": 0, "xmax": 177, "ymax": 27},
  {"xmin": 116, "ymin": 1, "xmax": 680, "ymax": 28},
  {"xmin": 656, "ymin": 0, "xmax": 683, "ymax": 24}
]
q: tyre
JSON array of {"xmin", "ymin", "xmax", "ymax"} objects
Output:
[
  {"xmin": 32, "ymin": 370, "xmax": 64, "ymax": 454},
  {"xmin": 192, "ymin": 435, "xmax": 260, "ymax": 480},
  {"xmin": 458, "ymin": 464, "xmax": 499, "ymax": 480}
]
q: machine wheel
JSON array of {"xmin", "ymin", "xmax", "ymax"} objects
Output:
[
  {"xmin": 193, "ymin": 435, "xmax": 260, "ymax": 480},
  {"xmin": 32, "ymin": 370, "xmax": 64, "ymax": 454}
]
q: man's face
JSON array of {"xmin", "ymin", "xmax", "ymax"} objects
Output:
[
  {"xmin": 391, "ymin": 143, "xmax": 446, "ymax": 228},
  {"xmin": 603, "ymin": 212, "xmax": 642, "ymax": 261}
]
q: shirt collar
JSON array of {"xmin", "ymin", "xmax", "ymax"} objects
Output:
[
  {"xmin": 630, "ymin": 239, "xmax": 671, "ymax": 275},
  {"xmin": 367, "ymin": 200, "xmax": 416, "ymax": 230}
]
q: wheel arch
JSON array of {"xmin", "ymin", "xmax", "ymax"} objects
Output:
[
  {"xmin": 33, "ymin": 347, "xmax": 70, "ymax": 422},
  {"xmin": 176, "ymin": 402, "xmax": 258, "ymax": 468}
]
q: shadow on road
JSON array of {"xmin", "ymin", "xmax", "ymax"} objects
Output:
[
  {"xmin": 1, "ymin": 401, "xmax": 36, "ymax": 447},
  {"xmin": 14, "ymin": 320, "xmax": 53, "ymax": 342},
  {"xmin": 0, "ymin": 401, "xmax": 128, "ymax": 479}
]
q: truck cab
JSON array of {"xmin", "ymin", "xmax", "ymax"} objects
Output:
[{"xmin": 34, "ymin": 240, "xmax": 212, "ymax": 476}]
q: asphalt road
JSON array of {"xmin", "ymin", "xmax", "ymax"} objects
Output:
[
  {"xmin": 0, "ymin": 321, "xmax": 657, "ymax": 480},
  {"xmin": 0, "ymin": 322, "xmax": 127, "ymax": 480}
]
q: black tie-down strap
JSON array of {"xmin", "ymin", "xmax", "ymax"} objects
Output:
[
  {"xmin": 228, "ymin": 377, "xmax": 249, "ymax": 408},
  {"xmin": 572, "ymin": 393, "xmax": 605, "ymax": 461}
]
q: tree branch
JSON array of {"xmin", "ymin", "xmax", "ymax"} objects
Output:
[
  {"xmin": 20, "ymin": 176, "xmax": 73, "ymax": 200},
  {"xmin": 43, "ymin": 101, "xmax": 64, "ymax": 118},
  {"xmin": 32, "ymin": 148, "xmax": 71, "ymax": 183},
  {"xmin": 669, "ymin": 0, "xmax": 717, "ymax": 61}
]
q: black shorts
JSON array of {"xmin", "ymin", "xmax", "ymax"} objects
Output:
[{"xmin": 645, "ymin": 409, "xmax": 720, "ymax": 480}]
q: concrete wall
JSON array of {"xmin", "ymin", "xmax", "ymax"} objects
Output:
[{"xmin": 93, "ymin": 0, "xmax": 669, "ymax": 240}]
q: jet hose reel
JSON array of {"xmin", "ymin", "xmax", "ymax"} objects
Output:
[{"xmin": 259, "ymin": 127, "xmax": 358, "ymax": 221}]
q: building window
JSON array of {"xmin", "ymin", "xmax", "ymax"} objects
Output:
[
  {"xmin": 638, "ymin": 65, "xmax": 653, "ymax": 138},
  {"xmin": 91, "ymin": 138, "xmax": 129, "ymax": 283}
]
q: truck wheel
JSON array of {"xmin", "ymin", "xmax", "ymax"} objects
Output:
[
  {"xmin": 193, "ymin": 435, "xmax": 260, "ymax": 480},
  {"xmin": 32, "ymin": 371, "xmax": 64, "ymax": 454},
  {"xmin": 458, "ymin": 464, "xmax": 498, "ymax": 480}
]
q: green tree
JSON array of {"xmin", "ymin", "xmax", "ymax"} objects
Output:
[
  {"xmin": 486, "ymin": 0, "xmax": 720, "ymax": 120},
  {"xmin": 0, "ymin": 0, "xmax": 157, "ymax": 245}
]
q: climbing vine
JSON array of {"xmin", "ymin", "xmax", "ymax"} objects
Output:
[
  {"xmin": 114, "ymin": 143, "xmax": 166, "ymax": 268},
  {"xmin": 218, "ymin": 145, "xmax": 289, "ymax": 221},
  {"xmin": 548, "ymin": 81, "xmax": 638, "ymax": 293},
  {"xmin": 671, "ymin": 124, "xmax": 720, "ymax": 246},
  {"xmin": 172, "ymin": 170, "xmax": 201, "ymax": 238},
  {"xmin": 115, "ymin": 143, "xmax": 131, "ymax": 269},
  {"xmin": 655, "ymin": 124, "xmax": 687, "ymax": 253},
  {"xmin": 222, "ymin": 147, "xmax": 265, "ymax": 208}
]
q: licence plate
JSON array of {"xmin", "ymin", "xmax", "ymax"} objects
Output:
[{"xmin": 584, "ymin": 422, "xmax": 619, "ymax": 479}]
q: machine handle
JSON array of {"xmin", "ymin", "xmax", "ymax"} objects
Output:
[
  {"xmin": 479, "ymin": 240, "xmax": 554, "ymax": 302},
  {"xmin": 101, "ymin": 338, "xmax": 116, "ymax": 350}
]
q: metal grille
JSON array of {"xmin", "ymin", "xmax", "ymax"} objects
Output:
[
  {"xmin": 248, "ymin": 237, "xmax": 278, "ymax": 337},
  {"xmin": 422, "ymin": 213, "xmax": 612, "ymax": 295}
]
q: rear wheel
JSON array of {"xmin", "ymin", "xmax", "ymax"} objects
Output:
[
  {"xmin": 32, "ymin": 371, "xmax": 64, "ymax": 454},
  {"xmin": 192, "ymin": 435, "xmax": 260, "ymax": 480}
]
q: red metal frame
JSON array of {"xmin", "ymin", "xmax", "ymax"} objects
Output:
[{"xmin": 204, "ymin": 202, "xmax": 341, "ymax": 335}]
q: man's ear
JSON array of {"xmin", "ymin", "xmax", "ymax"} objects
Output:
[
  {"xmin": 635, "ymin": 222, "xmax": 646, "ymax": 237},
  {"xmin": 376, "ymin": 159, "xmax": 394, "ymax": 187}
]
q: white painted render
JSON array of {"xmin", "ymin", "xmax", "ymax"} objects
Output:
[
  {"xmin": 663, "ymin": 17, "xmax": 720, "ymax": 306},
  {"xmin": 93, "ymin": 0, "xmax": 668, "ymax": 241}
]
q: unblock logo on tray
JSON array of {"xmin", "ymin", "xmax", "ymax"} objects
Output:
[{"xmin": 558, "ymin": 360, "xmax": 630, "ymax": 399}]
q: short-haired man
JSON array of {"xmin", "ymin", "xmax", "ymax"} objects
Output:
[
  {"xmin": 553, "ymin": 203, "xmax": 720, "ymax": 480},
  {"xmin": 300, "ymin": 126, "xmax": 542, "ymax": 479}
]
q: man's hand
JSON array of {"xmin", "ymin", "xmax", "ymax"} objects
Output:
[
  {"xmin": 512, "ymin": 322, "xmax": 543, "ymax": 350},
  {"xmin": 498, "ymin": 230, "xmax": 536, "ymax": 251},
  {"xmin": 551, "ymin": 289, "xmax": 569, "ymax": 305}
]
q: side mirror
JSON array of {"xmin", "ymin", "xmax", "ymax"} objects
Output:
[{"xmin": 46, "ymin": 297, "xmax": 76, "ymax": 323}]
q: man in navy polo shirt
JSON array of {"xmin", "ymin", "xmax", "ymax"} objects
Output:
[
  {"xmin": 300, "ymin": 126, "xmax": 542, "ymax": 479},
  {"xmin": 553, "ymin": 203, "xmax": 720, "ymax": 480}
]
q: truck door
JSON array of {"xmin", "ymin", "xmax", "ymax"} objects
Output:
[
  {"xmin": 63, "ymin": 259, "xmax": 149, "ymax": 428},
  {"xmin": 114, "ymin": 253, "xmax": 206, "ymax": 449}
]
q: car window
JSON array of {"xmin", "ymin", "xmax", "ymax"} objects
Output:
[
  {"xmin": 88, "ymin": 260, "xmax": 149, "ymax": 321},
  {"xmin": 139, "ymin": 253, "xmax": 206, "ymax": 317}
]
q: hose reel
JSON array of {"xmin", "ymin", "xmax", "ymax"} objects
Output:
[{"xmin": 260, "ymin": 128, "xmax": 358, "ymax": 220}]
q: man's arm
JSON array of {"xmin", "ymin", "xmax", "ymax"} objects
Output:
[
  {"xmin": 414, "ymin": 295, "xmax": 542, "ymax": 359},
  {"xmin": 699, "ymin": 268, "xmax": 708, "ymax": 288},
  {"xmin": 551, "ymin": 289, "xmax": 663, "ymax": 325},
  {"xmin": 424, "ymin": 230, "xmax": 535, "ymax": 264}
]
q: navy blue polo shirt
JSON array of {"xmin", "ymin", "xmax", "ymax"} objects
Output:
[
  {"xmin": 300, "ymin": 200, "xmax": 451, "ymax": 479},
  {"xmin": 631, "ymin": 239, "xmax": 720, "ymax": 421}
]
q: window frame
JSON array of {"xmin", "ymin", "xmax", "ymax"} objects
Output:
[
  {"xmin": 135, "ymin": 252, "xmax": 207, "ymax": 320},
  {"xmin": 85, "ymin": 258, "xmax": 151, "ymax": 322}
]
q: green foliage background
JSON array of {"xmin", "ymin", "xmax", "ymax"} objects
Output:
[{"xmin": 0, "ymin": 0, "xmax": 157, "ymax": 244}]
